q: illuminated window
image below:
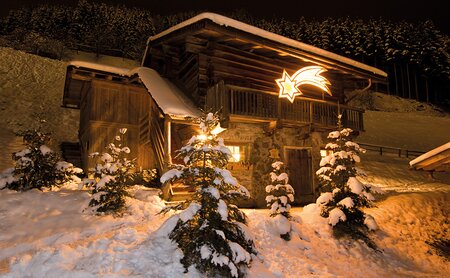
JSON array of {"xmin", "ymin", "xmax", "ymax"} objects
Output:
[
  {"xmin": 227, "ymin": 146, "xmax": 241, "ymax": 162},
  {"xmin": 320, "ymin": 149, "xmax": 333, "ymax": 158}
]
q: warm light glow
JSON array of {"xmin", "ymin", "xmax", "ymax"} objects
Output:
[
  {"xmin": 197, "ymin": 134, "xmax": 207, "ymax": 141},
  {"xmin": 276, "ymin": 66, "xmax": 332, "ymax": 103},
  {"xmin": 211, "ymin": 123, "xmax": 226, "ymax": 135},
  {"xmin": 227, "ymin": 146, "xmax": 241, "ymax": 162},
  {"xmin": 320, "ymin": 149, "xmax": 333, "ymax": 158}
]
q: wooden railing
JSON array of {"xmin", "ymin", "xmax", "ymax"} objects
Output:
[
  {"xmin": 206, "ymin": 82, "xmax": 364, "ymax": 131},
  {"xmin": 357, "ymin": 142, "xmax": 425, "ymax": 158}
]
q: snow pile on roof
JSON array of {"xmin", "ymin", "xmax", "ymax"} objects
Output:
[
  {"xmin": 1, "ymin": 184, "xmax": 448, "ymax": 276},
  {"xmin": 148, "ymin": 12, "xmax": 387, "ymax": 78},
  {"xmin": 68, "ymin": 60, "xmax": 131, "ymax": 75},
  {"xmin": 68, "ymin": 61, "xmax": 200, "ymax": 118},
  {"xmin": 131, "ymin": 67, "xmax": 201, "ymax": 118},
  {"xmin": 66, "ymin": 50, "xmax": 139, "ymax": 71}
]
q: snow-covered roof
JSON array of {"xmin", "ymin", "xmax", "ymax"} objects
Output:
[
  {"xmin": 409, "ymin": 142, "xmax": 450, "ymax": 169},
  {"xmin": 147, "ymin": 12, "xmax": 387, "ymax": 78},
  {"xmin": 130, "ymin": 67, "xmax": 201, "ymax": 118},
  {"xmin": 68, "ymin": 61, "xmax": 200, "ymax": 119},
  {"xmin": 68, "ymin": 60, "xmax": 131, "ymax": 76}
]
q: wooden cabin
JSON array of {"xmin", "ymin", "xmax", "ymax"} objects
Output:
[{"xmin": 62, "ymin": 13, "xmax": 387, "ymax": 207}]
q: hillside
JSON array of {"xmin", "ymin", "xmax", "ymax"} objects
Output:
[
  {"xmin": 0, "ymin": 47, "xmax": 138, "ymax": 169},
  {"xmin": 347, "ymin": 90, "xmax": 450, "ymax": 151}
]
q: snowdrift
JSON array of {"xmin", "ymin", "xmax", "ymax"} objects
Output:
[{"xmin": 0, "ymin": 186, "xmax": 448, "ymax": 277}]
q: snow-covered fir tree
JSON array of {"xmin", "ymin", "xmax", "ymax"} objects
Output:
[
  {"xmin": 86, "ymin": 128, "xmax": 135, "ymax": 216},
  {"xmin": 316, "ymin": 115, "xmax": 378, "ymax": 244},
  {"xmin": 265, "ymin": 161, "xmax": 295, "ymax": 241},
  {"xmin": 159, "ymin": 111, "xmax": 256, "ymax": 278},
  {"xmin": 0, "ymin": 128, "xmax": 82, "ymax": 191}
]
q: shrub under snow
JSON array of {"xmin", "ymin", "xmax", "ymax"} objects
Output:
[
  {"xmin": 316, "ymin": 115, "xmax": 378, "ymax": 246},
  {"xmin": 0, "ymin": 129, "xmax": 82, "ymax": 191},
  {"xmin": 265, "ymin": 160, "xmax": 295, "ymax": 240},
  {"xmin": 85, "ymin": 128, "xmax": 136, "ymax": 216}
]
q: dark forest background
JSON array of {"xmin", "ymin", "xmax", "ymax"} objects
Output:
[{"xmin": 1, "ymin": 0, "xmax": 448, "ymax": 108}]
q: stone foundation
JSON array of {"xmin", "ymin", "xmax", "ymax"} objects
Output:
[{"xmin": 221, "ymin": 122, "xmax": 327, "ymax": 208}]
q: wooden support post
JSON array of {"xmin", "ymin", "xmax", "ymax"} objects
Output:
[{"xmin": 164, "ymin": 115, "xmax": 172, "ymax": 169}]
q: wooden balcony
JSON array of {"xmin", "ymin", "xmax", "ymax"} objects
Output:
[{"xmin": 206, "ymin": 82, "xmax": 364, "ymax": 131}]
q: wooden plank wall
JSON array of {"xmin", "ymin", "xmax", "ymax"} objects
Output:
[
  {"xmin": 150, "ymin": 35, "xmax": 343, "ymax": 108},
  {"xmin": 79, "ymin": 80, "xmax": 153, "ymax": 172}
]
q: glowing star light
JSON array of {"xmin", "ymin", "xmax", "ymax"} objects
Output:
[{"xmin": 276, "ymin": 66, "xmax": 332, "ymax": 103}]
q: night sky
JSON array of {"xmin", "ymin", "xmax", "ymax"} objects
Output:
[{"xmin": 2, "ymin": 0, "xmax": 449, "ymax": 35}]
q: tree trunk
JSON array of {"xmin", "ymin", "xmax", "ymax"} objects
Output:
[
  {"xmin": 393, "ymin": 63, "xmax": 399, "ymax": 96},
  {"xmin": 414, "ymin": 68, "xmax": 419, "ymax": 100},
  {"xmin": 406, "ymin": 63, "xmax": 411, "ymax": 99}
]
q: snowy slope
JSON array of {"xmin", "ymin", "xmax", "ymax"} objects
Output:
[
  {"xmin": 0, "ymin": 47, "xmax": 139, "ymax": 170},
  {"xmin": 0, "ymin": 187, "xmax": 448, "ymax": 277}
]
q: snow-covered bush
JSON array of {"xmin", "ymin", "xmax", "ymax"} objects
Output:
[
  {"xmin": 85, "ymin": 128, "xmax": 136, "ymax": 216},
  {"xmin": 266, "ymin": 161, "xmax": 295, "ymax": 240},
  {"xmin": 316, "ymin": 115, "xmax": 378, "ymax": 245},
  {"xmin": 0, "ymin": 129, "xmax": 82, "ymax": 191},
  {"xmin": 159, "ymin": 111, "xmax": 256, "ymax": 277}
]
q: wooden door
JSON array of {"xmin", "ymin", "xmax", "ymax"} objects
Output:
[{"xmin": 285, "ymin": 148, "xmax": 313, "ymax": 205}]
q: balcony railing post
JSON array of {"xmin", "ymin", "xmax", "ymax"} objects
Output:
[{"xmin": 277, "ymin": 98, "xmax": 281, "ymax": 120}]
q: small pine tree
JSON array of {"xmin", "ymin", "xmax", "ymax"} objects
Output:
[
  {"xmin": 86, "ymin": 128, "xmax": 135, "ymax": 216},
  {"xmin": 159, "ymin": 111, "xmax": 256, "ymax": 278},
  {"xmin": 316, "ymin": 115, "xmax": 378, "ymax": 246},
  {"xmin": 265, "ymin": 161, "xmax": 295, "ymax": 241},
  {"xmin": 0, "ymin": 128, "xmax": 82, "ymax": 191}
]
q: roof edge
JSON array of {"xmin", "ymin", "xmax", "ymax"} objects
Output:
[{"xmin": 146, "ymin": 12, "xmax": 387, "ymax": 78}]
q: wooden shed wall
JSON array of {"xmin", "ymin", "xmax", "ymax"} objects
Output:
[{"xmin": 79, "ymin": 80, "xmax": 155, "ymax": 171}]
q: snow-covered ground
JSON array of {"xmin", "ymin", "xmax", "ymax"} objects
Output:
[{"xmin": 0, "ymin": 180, "xmax": 448, "ymax": 277}]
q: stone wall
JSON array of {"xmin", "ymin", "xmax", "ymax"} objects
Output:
[{"xmin": 220, "ymin": 122, "xmax": 327, "ymax": 208}]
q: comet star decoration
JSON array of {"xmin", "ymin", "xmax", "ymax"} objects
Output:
[{"xmin": 276, "ymin": 66, "xmax": 332, "ymax": 103}]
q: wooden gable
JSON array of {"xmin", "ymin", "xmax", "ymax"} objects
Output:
[{"xmin": 142, "ymin": 14, "xmax": 386, "ymax": 107}]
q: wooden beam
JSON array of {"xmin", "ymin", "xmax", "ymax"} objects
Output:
[
  {"xmin": 203, "ymin": 22, "xmax": 386, "ymax": 82},
  {"xmin": 420, "ymin": 155, "xmax": 450, "ymax": 171},
  {"xmin": 414, "ymin": 149, "xmax": 450, "ymax": 170},
  {"xmin": 163, "ymin": 115, "xmax": 172, "ymax": 168}
]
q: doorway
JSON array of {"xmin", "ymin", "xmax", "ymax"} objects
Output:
[{"xmin": 284, "ymin": 147, "xmax": 314, "ymax": 205}]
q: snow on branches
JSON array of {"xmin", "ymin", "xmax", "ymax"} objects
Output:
[
  {"xmin": 85, "ymin": 128, "xmax": 136, "ymax": 216},
  {"xmin": 0, "ymin": 128, "xmax": 82, "ymax": 191},
  {"xmin": 159, "ymin": 111, "xmax": 256, "ymax": 277},
  {"xmin": 265, "ymin": 161, "xmax": 295, "ymax": 241},
  {"xmin": 315, "ymin": 115, "xmax": 378, "ymax": 244}
]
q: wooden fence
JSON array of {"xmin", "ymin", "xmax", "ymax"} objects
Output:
[{"xmin": 357, "ymin": 142, "xmax": 425, "ymax": 158}]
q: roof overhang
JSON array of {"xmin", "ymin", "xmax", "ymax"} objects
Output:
[
  {"xmin": 410, "ymin": 142, "xmax": 450, "ymax": 172},
  {"xmin": 143, "ymin": 12, "xmax": 387, "ymax": 83},
  {"xmin": 63, "ymin": 62, "xmax": 200, "ymax": 119}
]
